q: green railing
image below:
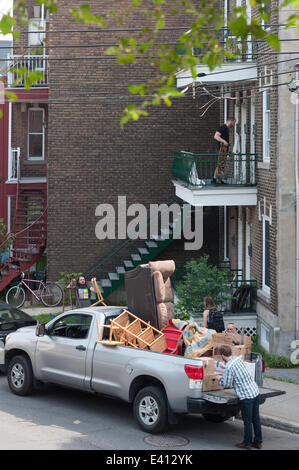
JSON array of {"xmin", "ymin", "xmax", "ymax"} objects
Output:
[
  {"xmin": 172, "ymin": 150, "xmax": 257, "ymax": 187},
  {"xmin": 192, "ymin": 27, "xmax": 255, "ymax": 63},
  {"xmin": 83, "ymin": 198, "xmax": 189, "ymax": 288}
]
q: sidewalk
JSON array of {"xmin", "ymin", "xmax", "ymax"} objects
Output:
[
  {"xmin": 23, "ymin": 306, "xmax": 70, "ymax": 316},
  {"xmin": 259, "ymin": 375, "xmax": 299, "ymax": 435}
]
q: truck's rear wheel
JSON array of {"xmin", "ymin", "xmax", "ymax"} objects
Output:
[
  {"xmin": 133, "ymin": 385, "xmax": 168, "ymax": 434},
  {"xmin": 7, "ymin": 355, "xmax": 34, "ymax": 396}
]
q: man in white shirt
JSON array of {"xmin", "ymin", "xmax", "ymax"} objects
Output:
[{"xmin": 216, "ymin": 344, "xmax": 262, "ymax": 450}]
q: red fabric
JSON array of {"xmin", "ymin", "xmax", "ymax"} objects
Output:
[{"xmin": 161, "ymin": 324, "xmax": 184, "ymax": 355}]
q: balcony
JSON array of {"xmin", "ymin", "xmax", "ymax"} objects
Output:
[
  {"xmin": 176, "ymin": 28, "xmax": 257, "ymax": 87},
  {"xmin": 171, "ymin": 150, "xmax": 257, "ymax": 206},
  {"xmin": 7, "ymin": 55, "xmax": 48, "ymax": 88}
]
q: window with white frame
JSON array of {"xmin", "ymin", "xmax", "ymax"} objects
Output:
[
  {"xmin": 262, "ymin": 215, "xmax": 271, "ymax": 293},
  {"xmin": 261, "ymin": 1, "xmax": 271, "ymax": 30},
  {"xmin": 28, "ymin": 18, "xmax": 46, "ymax": 51},
  {"xmin": 27, "ymin": 108, "xmax": 44, "ymax": 160},
  {"xmin": 263, "ymin": 89, "xmax": 270, "ymax": 162}
]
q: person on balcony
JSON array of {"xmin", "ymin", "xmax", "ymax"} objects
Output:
[{"xmin": 212, "ymin": 117, "xmax": 236, "ymax": 184}]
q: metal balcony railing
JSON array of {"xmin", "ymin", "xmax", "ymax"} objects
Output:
[
  {"xmin": 7, "ymin": 55, "xmax": 48, "ymax": 87},
  {"xmin": 172, "ymin": 150, "xmax": 257, "ymax": 187},
  {"xmin": 192, "ymin": 27, "xmax": 255, "ymax": 63}
]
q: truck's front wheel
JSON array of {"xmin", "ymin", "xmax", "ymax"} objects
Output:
[
  {"xmin": 7, "ymin": 355, "xmax": 34, "ymax": 396},
  {"xmin": 133, "ymin": 385, "xmax": 168, "ymax": 434}
]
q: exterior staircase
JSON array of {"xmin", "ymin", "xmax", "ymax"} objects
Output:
[
  {"xmin": 0, "ymin": 188, "xmax": 47, "ymax": 292},
  {"xmin": 83, "ymin": 200, "xmax": 190, "ymax": 299}
]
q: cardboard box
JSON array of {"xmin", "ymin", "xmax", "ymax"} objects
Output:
[
  {"xmin": 212, "ymin": 332, "xmax": 252, "ymax": 350},
  {"xmin": 201, "ymin": 357, "xmax": 215, "ymax": 375},
  {"xmin": 231, "ymin": 345, "xmax": 246, "ymax": 359},
  {"xmin": 213, "ymin": 345, "xmax": 247, "ymax": 360},
  {"xmin": 202, "ymin": 373, "xmax": 223, "ymax": 392}
]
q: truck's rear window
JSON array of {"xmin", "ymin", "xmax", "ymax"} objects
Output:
[{"xmin": 102, "ymin": 315, "xmax": 120, "ymax": 340}]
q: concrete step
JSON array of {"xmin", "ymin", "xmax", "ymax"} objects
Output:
[
  {"xmin": 123, "ymin": 260, "xmax": 134, "ymax": 269},
  {"xmin": 116, "ymin": 266, "xmax": 126, "ymax": 275},
  {"xmin": 145, "ymin": 241, "xmax": 158, "ymax": 249},
  {"xmin": 108, "ymin": 272, "xmax": 119, "ymax": 281},
  {"xmin": 138, "ymin": 248, "xmax": 149, "ymax": 255},
  {"xmin": 131, "ymin": 254, "xmax": 142, "ymax": 262},
  {"xmin": 100, "ymin": 279, "xmax": 112, "ymax": 288}
]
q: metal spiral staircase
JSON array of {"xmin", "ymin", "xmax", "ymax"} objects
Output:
[{"xmin": 0, "ymin": 156, "xmax": 47, "ymax": 292}]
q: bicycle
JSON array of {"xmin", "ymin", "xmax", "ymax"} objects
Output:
[{"xmin": 6, "ymin": 272, "xmax": 63, "ymax": 308}]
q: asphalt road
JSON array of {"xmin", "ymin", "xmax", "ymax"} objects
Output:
[{"xmin": 0, "ymin": 374, "xmax": 298, "ymax": 451}]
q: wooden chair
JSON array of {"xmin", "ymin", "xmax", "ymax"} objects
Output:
[{"xmin": 90, "ymin": 279, "xmax": 106, "ymax": 307}]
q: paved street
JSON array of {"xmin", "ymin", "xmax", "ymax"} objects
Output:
[{"xmin": 0, "ymin": 374, "xmax": 298, "ymax": 451}]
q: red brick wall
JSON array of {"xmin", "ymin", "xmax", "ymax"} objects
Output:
[{"xmin": 46, "ymin": 0, "xmax": 220, "ymax": 279}]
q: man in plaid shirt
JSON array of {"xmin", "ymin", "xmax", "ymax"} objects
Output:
[{"xmin": 216, "ymin": 344, "xmax": 263, "ymax": 450}]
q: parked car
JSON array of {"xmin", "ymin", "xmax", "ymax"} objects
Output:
[
  {"xmin": 0, "ymin": 301, "xmax": 37, "ymax": 345},
  {"xmin": 0, "ymin": 306, "xmax": 285, "ymax": 433}
]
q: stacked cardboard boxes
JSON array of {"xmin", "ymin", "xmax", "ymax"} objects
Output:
[{"xmin": 200, "ymin": 332, "xmax": 252, "ymax": 391}]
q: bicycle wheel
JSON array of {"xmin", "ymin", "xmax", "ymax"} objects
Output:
[
  {"xmin": 40, "ymin": 283, "xmax": 63, "ymax": 307},
  {"xmin": 6, "ymin": 285, "xmax": 26, "ymax": 308}
]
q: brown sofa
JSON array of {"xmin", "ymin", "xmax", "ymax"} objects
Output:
[{"xmin": 124, "ymin": 260, "xmax": 176, "ymax": 330}]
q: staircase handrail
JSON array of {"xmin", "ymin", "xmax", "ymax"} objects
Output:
[
  {"xmin": 83, "ymin": 197, "xmax": 185, "ymax": 279},
  {"xmin": 0, "ymin": 206, "xmax": 48, "ymax": 272}
]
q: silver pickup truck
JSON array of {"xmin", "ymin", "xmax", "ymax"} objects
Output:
[{"xmin": 0, "ymin": 306, "xmax": 285, "ymax": 434}]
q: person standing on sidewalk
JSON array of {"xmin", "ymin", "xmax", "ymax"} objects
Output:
[{"xmin": 216, "ymin": 344, "xmax": 263, "ymax": 450}]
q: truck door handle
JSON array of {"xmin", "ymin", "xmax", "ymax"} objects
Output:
[{"xmin": 76, "ymin": 345, "xmax": 86, "ymax": 351}]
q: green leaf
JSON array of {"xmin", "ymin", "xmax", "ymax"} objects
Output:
[
  {"xmin": 118, "ymin": 53, "xmax": 136, "ymax": 64},
  {"xmin": 156, "ymin": 20, "xmax": 165, "ymax": 28},
  {"xmin": 5, "ymin": 91, "xmax": 17, "ymax": 102},
  {"xmin": 104, "ymin": 46, "xmax": 120, "ymax": 56},
  {"xmin": 0, "ymin": 14, "xmax": 15, "ymax": 36},
  {"xmin": 266, "ymin": 33, "xmax": 280, "ymax": 52},
  {"xmin": 229, "ymin": 16, "xmax": 248, "ymax": 37}
]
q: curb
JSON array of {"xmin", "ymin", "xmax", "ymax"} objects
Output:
[{"xmin": 260, "ymin": 416, "xmax": 299, "ymax": 435}]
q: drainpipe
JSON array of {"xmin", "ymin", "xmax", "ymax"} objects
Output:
[{"xmin": 295, "ymin": 64, "xmax": 299, "ymax": 340}]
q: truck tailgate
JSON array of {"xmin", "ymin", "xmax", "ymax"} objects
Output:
[{"xmin": 202, "ymin": 386, "xmax": 286, "ymax": 405}]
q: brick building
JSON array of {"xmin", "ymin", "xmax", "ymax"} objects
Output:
[
  {"xmin": 1, "ymin": 0, "xmax": 297, "ymax": 358},
  {"xmin": 174, "ymin": 0, "xmax": 299, "ymax": 356},
  {"xmin": 0, "ymin": 1, "xmax": 220, "ymax": 296}
]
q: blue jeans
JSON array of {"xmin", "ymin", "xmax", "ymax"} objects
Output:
[{"xmin": 239, "ymin": 395, "xmax": 263, "ymax": 446}]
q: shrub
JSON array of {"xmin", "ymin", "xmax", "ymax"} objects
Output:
[
  {"xmin": 58, "ymin": 272, "xmax": 82, "ymax": 288},
  {"xmin": 175, "ymin": 256, "xmax": 230, "ymax": 319}
]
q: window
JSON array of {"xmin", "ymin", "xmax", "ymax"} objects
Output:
[
  {"xmin": 263, "ymin": 89, "xmax": 270, "ymax": 162},
  {"xmin": 50, "ymin": 314, "xmax": 93, "ymax": 339},
  {"xmin": 261, "ymin": 2, "xmax": 271, "ymax": 30},
  {"xmin": 262, "ymin": 216, "xmax": 271, "ymax": 293},
  {"xmin": 28, "ymin": 18, "xmax": 46, "ymax": 51},
  {"xmin": 27, "ymin": 108, "xmax": 44, "ymax": 160}
]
